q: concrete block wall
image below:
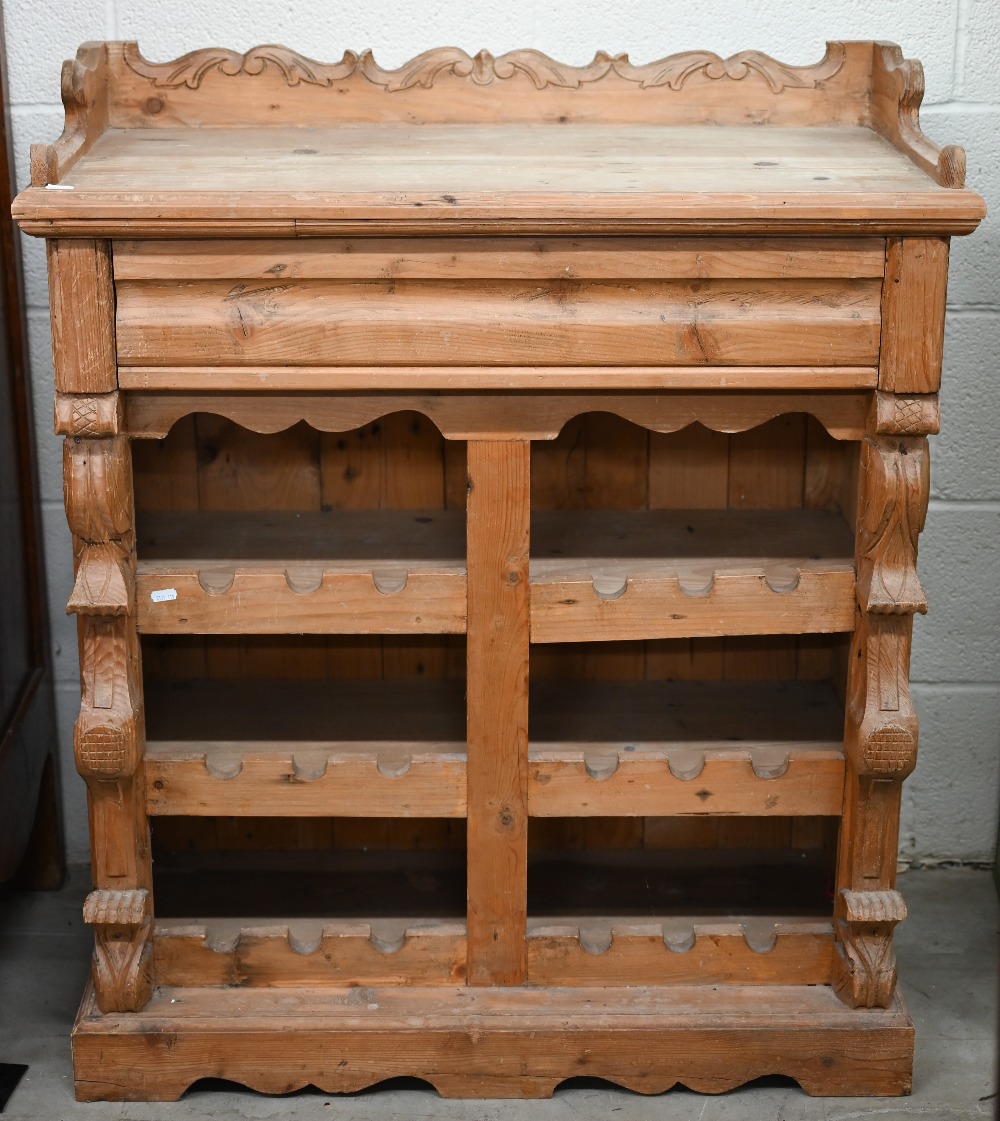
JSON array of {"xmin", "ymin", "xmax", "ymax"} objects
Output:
[{"xmin": 3, "ymin": 0, "xmax": 997, "ymax": 863}]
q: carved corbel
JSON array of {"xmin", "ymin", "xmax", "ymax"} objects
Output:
[
  {"xmin": 83, "ymin": 888, "xmax": 153, "ymax": 1013},
  {"xmin": 75, "ymin": 616, "xmax": 140, "ymax": 780},
  {"xmin": 75, "ymin": 614, "xmax": 147, "ymax": 885},
  {"xmin": 68, "ymin": 542, "xmax": 134, "ymax": 617},
  {"xmin": 846, "ymin": 612, "xmax": 918, "ymax": 778},
  {"xmin": 833, "ymin": 889, "xmax": 907, "ymax": 1009},
  {"xmin": 839, "ymin": 612, "xmax": 914, "ymax": 895},
  {"xmin": 856, "ymin": 435, "xmax": 929, "ymax": 614},
  {"xmin": 64, "ymin": 435, "xmax": 133, "ymax": 544},
  {"xmin": 55, "ymin": 392, "xmax": 122, "ymax": 437},
  {"xmin": 873, "ymin": 392, "xmax": 940, "ymax": 437}
]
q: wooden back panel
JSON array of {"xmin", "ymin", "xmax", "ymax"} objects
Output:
[{"xmin": 96, "ymin": 42, "xmax": 872, "ymax": 130}]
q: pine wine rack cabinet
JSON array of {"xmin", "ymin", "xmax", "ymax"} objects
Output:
[{"xmin": 13, "ymin": 40, "xmax": 984, "ymax": 1101}]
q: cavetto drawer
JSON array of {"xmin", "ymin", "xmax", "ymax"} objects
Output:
[{"xmin": 113, "ymin": 237, "xmax": 884, "ymax": 370}]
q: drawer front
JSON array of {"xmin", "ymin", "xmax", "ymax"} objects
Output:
[{"xmin": 114, "ymin": 237, "xmax": 883, "ymax": 370}]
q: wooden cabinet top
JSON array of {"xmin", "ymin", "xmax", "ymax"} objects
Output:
[{"xmin": 12, "ymin": 40, "xmax": 985, "ymax": 238}]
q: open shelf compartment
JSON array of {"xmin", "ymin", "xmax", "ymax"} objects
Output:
[
  {"xmin": 132, "ymin": 411, "xmax": 468, "ymax": 635},
  {"xmin": 143, "ymin": 672, "xmax": 468, "ymax": 818},
  {"xmin": 528, "ymin": 676, "xmax": 847, "ymax": 818},
  {"xmin": 530, "ymin": 507, "xmax": 856, "ymax": 642},
  {"xmin": 524, "ymin": 828, "xmax": 838, "ymax": 987},
  {"xmin": 136, "ymin": 509, "xmax": 467, "ymax": 634},
  {"xmin": 149, "ymin": 833, "xmax": 468, "ymax": 988}
]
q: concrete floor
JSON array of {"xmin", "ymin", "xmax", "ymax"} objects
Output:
[{"xmin": 0, "ymin": 866, "xmax": 995, "ymax": 1120}]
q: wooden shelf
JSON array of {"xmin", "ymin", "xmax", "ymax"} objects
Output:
[
  {"xmin": 136, "ymin": 508, "xmax": 855, "ymax": 640},
  {"xmin": 529, "ymin": 678, "xmax": 845, "ymax": 816},
  {"xmin": 531, "ymin": 508, "xmax": 856, "ymax": 641},
  {"xmin": 154, "ymin": 917, "xmax": 467, "ymax": 987},
  {"xmin": 143, "ymin": 678, "xmax": 844, "ymax": 819},
  {"xmin": 150, "ymin": 913, "xmax": 831, "ymax": 989},
  {"xmin": 526, "ymin": 916, "xmax": 833, "ymax": 986},
  {"xmin": 136, "ymin": 510, "xmax": 466, "ymax": 634},
  {"xmin": 144, "ymin": 679, "xmax": 468, "ymax": 817}
]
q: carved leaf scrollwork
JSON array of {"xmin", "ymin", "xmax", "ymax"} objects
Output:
[
  {"xmin": 122, "ymin": 43, "xmax": 360, "ymax": 89},
  {"xmin": 122, "ymin": 40, "xmax": 846, "ymax": 94},
  {"xmin": 85, "ymin": 889, "xmax": 153, "ymax": 1013},
  {"xmin": 613, "ymin": 45, "xmax": 846, "ymax": 93},
  {"xmin": 64, "ymin": 436, "xmax": 133, "ymax": 544},
  {"xmin": 833, "ymin": 888, "xmax": 906, "ymax": 1009},
  {"xmin": 857, "ymin": 436, "xmax": 929, "ymax": 614},
  {"xmin": 834, "ymin": 920, "xmax": 899, "ymax": 1009},
  {"xmin": 357, "ymin": 47, "xmax": 616, "ymax": 91}
]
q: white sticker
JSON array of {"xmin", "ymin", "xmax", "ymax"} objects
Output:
[
  {"xmin": 44, "ymin": 183, "xmax": 75, "ymax": 190},
  {"xmin": 150, "ymin": 588, "xmax": 178, "ymax": 603}
]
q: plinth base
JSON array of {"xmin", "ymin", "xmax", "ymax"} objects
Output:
[{"xmin": 73, "ymin": 981, "xmax": 914, "ymax": 1101}]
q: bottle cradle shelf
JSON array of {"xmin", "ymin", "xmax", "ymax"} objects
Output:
[{"xmin": 13, "ymin": 39, "xmax": 984, "ymax": 1100}]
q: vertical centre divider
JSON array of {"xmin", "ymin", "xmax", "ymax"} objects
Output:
[{"xmin": 466, "ymin": 439, "xmax": 531, "ymax": 986}]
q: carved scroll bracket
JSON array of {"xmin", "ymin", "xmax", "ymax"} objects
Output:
[
  {"xmin": 64, "ymin": 435, "xmax": 134, "ymax": 545},
  {"xmin": 833, "ymin": 888, "xmax": 907, "ymax": 1009},
  {"xmin": 872, "ymin": 44, "xmax": 966, "ymax": 189},
  {"xmin": 846, "ymin": 613, "xmax": 918, "ymax": 778},
  {"xmin": 84, "ymin": 888, "xmax": 153, "ymax": 1013},
  {"xmin": 75, "ymin": 616, "xmax": 141, "ymax": 781},
  {"xmin": 68, "ymin": 542, "xmax": 134, "ymax": 617},
  {"xmin": 856, "ymin": 436, "xmax": 929, "ymax": 615}
]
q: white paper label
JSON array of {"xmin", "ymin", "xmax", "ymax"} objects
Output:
[
  {"xmin": 150, "ymin": 588, "xmax": 178, "ymax": 603},
  {"xmin": 44, "ymin": 183, "xmax": 75, "ymax": 190}
]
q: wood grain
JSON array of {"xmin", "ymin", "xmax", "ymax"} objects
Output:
[
  {"xmin": 113, "ymin": 237, "xmax": 887, "ymax": 280},
  {"xmin": 117, "ymin": 365, "xmax": 879, "ymax": 391},
  {"xmin": 124, "ymin": 390, "xmax": 871, "ymax": 441},
  {"xmin": 529, "ymin": 744, "xmax": 844, "ymax": 817},
  {"xmin": 115, "ymin": 277, "xmax": 881, "ymax": 369},
  {"xmin": 146, "ymin": 743, "xmax": 466, "ymax": 817},
  {"xmin": 526, "ymin": 919, "xmax": 834, "ymax": 985},
  {"xmin": 466, "ymin": 441, "xmax": 530, "ymax": 985},
  {"xmin": 47, "ymin": 239, "xmax": 116, "ymax": 393},
  {"xmin": 154, "ymin": 919, "xmax": 467, "ymax": 986},
  {"xmin": 53, "ymin": 126, "xmax": 968, "ymax": 197},
  {"xmin": 879, "ymin": 238, "xmax": 949, "ymax": 393},
  {"xmin": 71, "ymin": 981, "xmax": 915, "ymax": 1100}
]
